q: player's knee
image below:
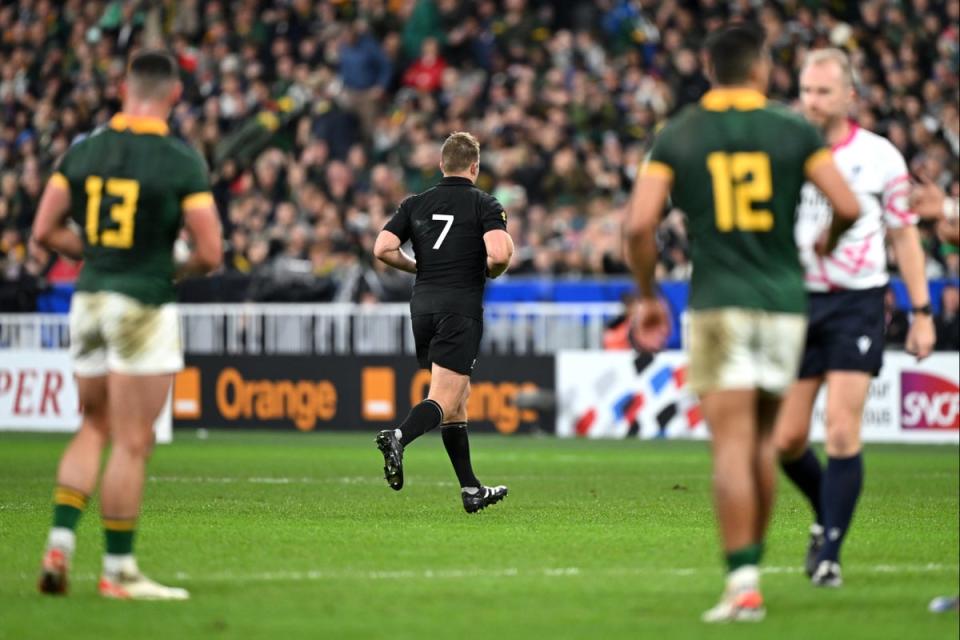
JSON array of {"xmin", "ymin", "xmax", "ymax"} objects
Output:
[
  {"xmin": 82, "ymin": 413, "xmax": 110, "ymax": 442},
  {"xmin": 825, "ymin": 411, "xmax": 861, "ymax": 450},
  {"xmin": 78, "ymin": 388, "xmax": 108, "ymax": 420},
  {"xmin": 775, "ymin": 425, "xmax": 810, "ymax": 460},
  {"xmin": 113, "ymin": 429, "xmax": 156, "ymax": 460},
  {"xmin": 825, "ymin": 426, "xmax": 861, "ymax": 457}
]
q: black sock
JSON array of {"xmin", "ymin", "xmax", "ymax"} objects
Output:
[
  {"xmin": 397, "ymin": 399, "xmax": 444, "ymax": 447},
  {"xmin": 441, "ymin": 422, "xmax": 481, "ymax": 489},
  {"xmin": 780, "ymin": 447, "xmax": 824, "ymax": 525},
  {"xmin": 819, "ymin": 453, "xmax": 863, "ymax": 563}
]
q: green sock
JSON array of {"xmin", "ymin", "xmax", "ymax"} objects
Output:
[
  {"xmin": 52, "ymin": 486, "xmax": 88, "ymax": 530},
  {"xmin": 103, "ymin": 518, "xmax": 136, "ymax": 555},
  {"xmin": 725, "ymin": 542, "xmax": 764, "ymax": 573}
]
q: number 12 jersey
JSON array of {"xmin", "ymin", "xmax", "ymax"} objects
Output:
[{"xmin": 642, "ymin": 88, "xmax": 830, "ymax": 314}]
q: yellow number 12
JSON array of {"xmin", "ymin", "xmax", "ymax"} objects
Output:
[
  {"xmin": 706, "ymin": 152, "xmax": 773, "ymax": 232},
  {"xmin": 85, "ymin": 176, "xmax": 140, "ymax": 249}
]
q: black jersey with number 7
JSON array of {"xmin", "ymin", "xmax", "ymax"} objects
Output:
[{"xmin": 383, "ymin": 176, "xmax": 507, "ymax": 320}]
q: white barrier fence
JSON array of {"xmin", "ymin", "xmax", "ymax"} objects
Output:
[
  {"xmin": 0, "ymin": 303, "xmax": 622, "ymax": 355},
  {"xmin": 3, "ymin": 307, "xmax": 957, "ymax": 444}
]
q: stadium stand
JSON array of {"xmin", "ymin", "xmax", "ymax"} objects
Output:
[{"xmin": 0, "ymin": 0, "xmax": 957, "ymax": 344}]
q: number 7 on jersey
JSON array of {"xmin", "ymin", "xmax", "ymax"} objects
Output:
[{"xmin": 432, "ymin": 214, "xmax": 454, "ymax": 249}]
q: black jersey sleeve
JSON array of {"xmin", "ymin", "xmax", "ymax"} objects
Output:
[
  {"xmin": 384, "ymin": 196, "xmax": 413, "ymax": 242},
  {"xmin": 479, "ymin": 193, "xmax": 507, "ymax": 233}
]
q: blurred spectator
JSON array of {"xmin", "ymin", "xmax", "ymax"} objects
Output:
[
  {"xmin": 936, "ymin": 284, "xmax": 960, "ymax": 350},
  {"xmin": 336, "ymin": 19, "xmax": 392, "ymax": 140},
  {"xmin": 403, "ymin": 37, "xmax": 447, "ymax": 94}
]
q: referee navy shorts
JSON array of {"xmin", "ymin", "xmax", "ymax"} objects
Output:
[
  {"xmin": 798, "ymin": 286, "xmax": 886, "ymax": 379},
  {"xmin": 412, "ymin": 312, "xmax": 483, "ymax": 376}
]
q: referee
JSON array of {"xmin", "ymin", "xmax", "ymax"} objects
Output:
[{"xmin": 373, "ymin": 131, "xmax": 514, "ymax": 513}]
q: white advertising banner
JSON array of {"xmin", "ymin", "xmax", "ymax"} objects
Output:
[
  {"xmin": 557, "ymin": 350, "xmax": 959, "ymax": 444},
  {"xmin": 0, "ymin": 350, "xmax": 172, "ymax": 443}
]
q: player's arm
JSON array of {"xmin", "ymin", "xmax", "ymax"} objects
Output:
[
  {"xmin": 483, "ymin": 229, "xmax": 514, "ymax": 279},
  {"xmin": 623, "ymin": 160, "xmax": 672, "ymax": 352},
  {"xmin": 886, "ymin": 200, "xmax": 935, "ymax": 360},
  {"xmin": 32, "ymin": 172, "xmax": 83, "ymax": 260},
  {"xmin": 624, "ymin": 168, "xmax": 670, "ymax": 301},
  {"xmin": 374, "ymin": 230, "xmax": 417, "ymax": 274},
  {"xmin": 805, "ymin": 151, "xmax": 860, "ymax": 253},
  {"xmin": 177, "ymin": 197, "xmax": 223, "ymax": 279}
]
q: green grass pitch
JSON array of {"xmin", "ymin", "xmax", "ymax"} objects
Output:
[{"xmin": 0, "ymin": 432, "xmax": 957, "ymax": 640}]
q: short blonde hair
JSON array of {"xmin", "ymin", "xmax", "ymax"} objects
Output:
[
  {"xmin": 802, "ymin": 48, "xmax": 857, "ymax": 88},
  {"xmin": 441, "ymin": 132, "xmax": 480, "ymax": 173}
]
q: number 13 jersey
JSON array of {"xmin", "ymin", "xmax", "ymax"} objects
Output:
[
  {"xmin": 52, "ymin": 113, "xmax": 212, "ymax": 306},
  {"xmin": 641, "ymin": 88, "xmax": 829, "ymax": 314},
  {"xmin": 384, "ymin": 176, "xmax": 507, "ymax": 320}
]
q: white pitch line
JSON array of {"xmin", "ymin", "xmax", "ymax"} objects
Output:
[
  {"xmin": 20, "ymin": 563, "xmax": 956, "ymax": 585},
  {"xmin": 147, "ymin": 476, "xmax": 458, "ymax": 488}
]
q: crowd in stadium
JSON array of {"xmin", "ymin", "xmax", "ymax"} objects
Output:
[{"xmin": 0, "ymin": 0, "xmax": 957, "ymax": 331}]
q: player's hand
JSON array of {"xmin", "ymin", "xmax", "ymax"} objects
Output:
[
  {"xmin": 905, "ymin": 314, "xmax": 936, "ymax": 361},
  {"xmin": 632, "ymin": 297, "xmax": 670, "ymax": 353},
  {"xmin": 909, "ymin": 177, "xmax": 947, "ymax": 220}
]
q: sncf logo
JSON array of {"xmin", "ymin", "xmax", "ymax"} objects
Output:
[{"xmin": 901, "ymin": 372, "xmax": 960, "ymax": 430}]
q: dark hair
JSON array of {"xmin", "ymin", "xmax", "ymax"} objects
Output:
[
  {"xmin": 128, "ymin": 49, "xmax": 179, "ymax": 84},
  {"xmin": 705, "ymin": 25, "xmax": 767, "ymax": 85}
]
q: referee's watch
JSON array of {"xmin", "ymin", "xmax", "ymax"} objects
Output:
[{"xmin": 911, "ymin": 303, "xmax": 933, "ymax": 315}]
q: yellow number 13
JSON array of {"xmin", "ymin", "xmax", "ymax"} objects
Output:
[
  {"xmin": 85, "ymin": 176, "xmax": 140, "ymax": 249},
  {"xmin": 706, "ymin": 152, "xmax": 773, "ymax": 232}
]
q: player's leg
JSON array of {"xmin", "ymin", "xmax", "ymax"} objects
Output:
[
  {"xmin": 775, "ymin": 294, "xmax": 833, "ymax": 575},
  {"xmin": 754, "ymin": 393, "xmax": 782, "ymax": 546},
  {"xmin": 40, "ymin": 292, "xmax": 111, "ymax": 595},
  {"xmin": 376, "ymin": 360, "xmax": 465, "ymax": 490},
  {"xmin": 39, "ymin": 375, "xmax": 109, "ymax": 595},
  {"xmin": 440, "ymin": 381, "xmax": 508, "ymax": 513},
  {"xmin": 428, "ymin": 314, "xmax": 505, "ymax": 511},
  {"xmin": 755, "ymin": 310, "xmax": 809, "ymax": 556},
  {"xmin": 775, "ymin": 377, "xmax": 824, "ymax": 513},
  {"xmin": 812, "ymin": 370, "xmax": 870, "ymax": 587},
  {"xmin": 98, "ymin": 372, "xmax": 187, "ymax": 600},
  {"xmin": 440, "ymin": 381, "xmax": 477, "ymax": 487},
  {"xmin": 376, "ymin": 314, "xmax": 448, "ymax": 489},
  {"xmin": 704, "ymin": 389, "xmax": 763, "ymax": 565},
  {"xmin": 701, "ymin": 388, "xmax": 765, "ymax": 623},
  {"xmin": 812, "ymin": 287, "xmax": 883, "ymax": 585},
  {"xmin": 688, "ymin": 310, "xmax": 764, "ymax": 622},
  {"xmin": 774, "ymin": 376, "xmax": 826, "ymax": 575},
  {"xmin": 96, "ymin": 294, "xmax": 187, "ymax": 600}
]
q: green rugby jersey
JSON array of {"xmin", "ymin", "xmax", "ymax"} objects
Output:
[
  {"xmin": 51, "ymin": 113, "xmax": 213, "ymax": 306},
  {"xmin": 642, "ymin": 88, "xmax": 830, "ymax": 314}
]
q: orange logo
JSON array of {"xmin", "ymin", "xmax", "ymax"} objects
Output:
[
  {"xmin": 362, "ymin": 367, "xmax": 396, "ymax": 421},
  {"xmin": 173, "ymin": 367, "xmax": 201, "ymax": 419},
  {"xmin": 215, "ymin": 368, "xmax": 337, "ymax": 431}
]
